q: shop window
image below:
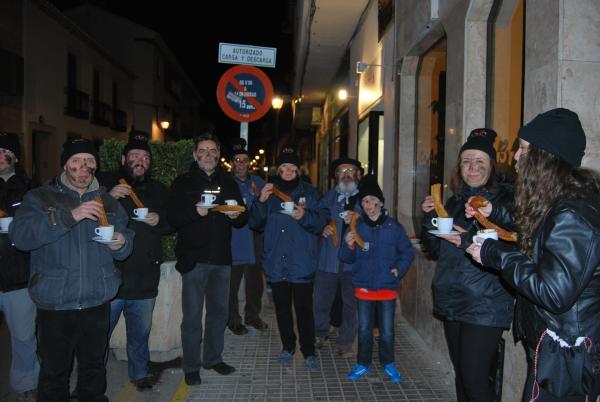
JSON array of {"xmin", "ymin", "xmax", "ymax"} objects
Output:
[
  {"xmin": 357, "ymin": 111, "xmax": 383, "ymax": 178},
  {"xmin": 487, "ymin": 0, "xmax": 524, "ymax": 179},
  {"xmin": 413, "ymin": 39, "xmax": 447, "ymax": 233}
]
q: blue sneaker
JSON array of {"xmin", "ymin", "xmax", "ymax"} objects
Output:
[
  {"xmin": 348, "ymin": 364, "xmax": 370, "ymax": 381},
  {"xmin": 305, "ymin": 355, "xmax": 319, "ymax": 369},
  {"xmin": 278, "ymin": 350, "xmax": 294, "ymax": 364},
  {"xmin": 384, "ymin": 363, "xmax": 401, "ymax": 382}
]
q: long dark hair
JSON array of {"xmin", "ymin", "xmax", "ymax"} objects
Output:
[{"xmin": 515, "ymin": 145, "xmax": 600, "ymax": 256}]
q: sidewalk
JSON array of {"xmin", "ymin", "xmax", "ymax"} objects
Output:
[{"xmin": 1, "ymin": 296, "xmax": 456, "ymax": 401}]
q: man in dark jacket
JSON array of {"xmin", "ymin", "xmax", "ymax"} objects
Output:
[
  {"xmin": 227, "ymin": 138, "xmax": 268, "ymax": 335},
  {"xmin": 0, "ymin": 132, "xmax": 38, "ymax": 401},
  {"xmin": 98, "ymin": 130, "xmax": 171, "ymax": 391},
  {"xmin": 167, "ymin": 133, "xmax": 247, "ymax": 386},
  {"xmin": 10, "ymin": 138, "xmax": 134, "ymax": 402}
]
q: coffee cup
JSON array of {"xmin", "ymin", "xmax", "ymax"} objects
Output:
[
  {"xmin": 94, "ymin": 225, "xmax": 114, "ymax": 241},
  {"xmin": 200, "ymin": 193, "xmax": 217, "ymax": 206},
  {"xmin": 472, "ymin": 229, "xmax": 498, "ymax": 245},
  {"xmin": 431, "ymin": 217, "xmax": 454, "ymax": 234},
  {"xmin": 133, "ymin": 208, "xmax": 148, "ymax": 219},
  {"xmin": 225, "ymin": 199, "xmax": 238, "ymax": 206},
  {"xmin": 0, "ymin": 217, "xmax": 13, "ymax": 231},
  {"xmin": 280, "ymin": 201, "xmax": 295, "ymax": 212},
  {"xmin": 339, "ymin": 211, "xmax": 349, "ymax": 219}
]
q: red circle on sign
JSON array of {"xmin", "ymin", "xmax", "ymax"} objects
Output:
[{"xmin": 216, "ymin": 65, "xmax": 274, "ymax": 123}]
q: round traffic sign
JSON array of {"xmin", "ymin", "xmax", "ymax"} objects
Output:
[{"xmin": 216, "ymin": 65, "xmax": 274, "ymax": 123}]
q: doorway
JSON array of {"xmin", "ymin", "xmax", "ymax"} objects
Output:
[{"xmin": 32, "ymin": 130, "xmax": 54, "ymax": 185}]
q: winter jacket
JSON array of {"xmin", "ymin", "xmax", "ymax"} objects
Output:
[
  {"xmin": 166, "ymin": 164, "xmax": 247, "ymax": 273},
  {"xmin": 9, "ymin": 175, "xmax": 134, "ymax": 310},
  {"xmin": 230, "ymin": 174, "xmax": 264, "ymax": 266},
  {"xmin": 0, "ymin": 172, "xmax": 36, "ymax": 292},
  {"xmin": 340, "ymin": 214, "xmax": 414, "ymax": 290},
  {"xmin": 421, "ymin": 182, "xmax": 515, "ymax": 328},
  {"xmin": 97, "ymin": 171, "xmax": 172, "ymax": 299},
  {"xmin": 248, "ymin": 180, "xmax": 328, "ymax": 283},
  {"xmin": 481, "ymin": 197, "xmax": 600, "ymax": 348},
  {"xmin": 317, "ymin": 188, "xmax": 361, "ymax": 274}
]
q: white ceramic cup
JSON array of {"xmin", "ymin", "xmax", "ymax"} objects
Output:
[
  {"xmin": 133, "ymin": 208, "xmax": 148, "ymax": 219},
  {"xmin": 0, "ymin": 217, "xmax": 13, "ymax": 231},
  {"xmin": 225, "ymin": 199, "xmax": 238, "ymax": 206},
  {"xmin": 280, "ymin": 201, "xmax": 295, "ymax": 212},
  {"xmin": 472, "ymin": 229, "xmax": 498, "ymax": 245},
  {"xmin": 339, "ymin": 211, "xmax": 349, "ymax": 219},
  {"xmin": 431, "ymin": 217, "xmax": 454, "ymax": 234},
  {"xmin": 94, "ymin": 225, "xmax": 114, "ymax": 241},
  {"xmin": 200, "ymin": 193, "xmax": 217, "ymax": 206}
]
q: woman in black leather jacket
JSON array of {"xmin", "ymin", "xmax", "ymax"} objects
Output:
[
  {"xmin": 421, "ymin": 128, "xmax": 515, "ymax": 402},
  {"xmin": 468, "ymin": 109, "xmax": 600, "ymax": 402}
]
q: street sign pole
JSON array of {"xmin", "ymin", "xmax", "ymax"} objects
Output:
[{"xmin": 240, "ymin": 122, "xmax": 248, "ymax": 143}]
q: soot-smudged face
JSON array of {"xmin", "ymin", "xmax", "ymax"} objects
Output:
[{"xmin": 65, "ymin": 153, "xmax": 96, "ymax": 191}]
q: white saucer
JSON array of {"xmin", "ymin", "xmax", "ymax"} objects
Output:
[
  {"xmin": 195, "ymin": 203, "xmax": 217, "ymax": 209},
  {"xmin": 220, "ymin": 210, "xmax": 240, "ymax": 216},
  {"xmin": 132, "ymin": 217, "xmax": 149, "ymax": 222},
  {"xmin": 280, "ymin": 209, "xmax": 297, "ymax": 215},
  {"xmin": 92, "ymin": 236, "xmax": 119, "ymax": 244},
  {"xmin": 428, "ymin": 229, "xmax": 460, "ymax": 236},
  {"xmin": 0, "ymin": 230, "xmax": 8, "ymax": 234}
]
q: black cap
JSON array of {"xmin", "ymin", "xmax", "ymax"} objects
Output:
[
  {"xmin": 60, "ymin": 138, "xmax": 99, "ymax": 167},
  {"xmin": 518, "ymin": 108, "xmax": 586, "ymax": 167},
  {"xmin": 460, "ymin": 128, "xmax": 497, "ymax": 161},
  {"xmin": 358, "ymin": 174, "xmax": 384, "ymax": 204},
  {"xmin": 276, "ymin": 145, "xmax": 300, "ymax": 167},
  {"xmin": 330, "ymin": 158, "xmax": 362, "ymax": 176},
  {"xmin": 123, "ymin": 130, "xmax": 151, "ymax": 156},
  {"xmin": 230, "ymin": 138, "xmax": 249, "ymax": 157},
  {"xmin": 0, "ymin": 132, "xmax": 20, "ymax": 159}
]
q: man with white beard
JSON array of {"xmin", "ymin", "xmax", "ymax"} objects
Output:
[{"xmin": 314, "ymin": 158, "xmax": 363, "ymax": 357}]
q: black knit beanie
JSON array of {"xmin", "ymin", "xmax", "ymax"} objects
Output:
[
  {"xmin": 0, "ymin": 132, "xmax": 20, "ymax": 159},
  {"xmin": 61, "ymin": 138, "xmax": 99, "ymax": 167},
  {"xmin": 230, "ymin": 138, "xmax": 249, "ymax": 157},
  {"xmin": 460, "ymin": 128, "xmax": 497, "ymax": 161},
  {"xmin": 358, "ymin": 174, "xmax": 384, "ymax": 204},
  {"xmin": 276, "ymin": 145, "xmax": 300, "ymax": 167},
  {"xmin": 123, "ymin": 130, "xmax": 151, "ymax": 156},
  {"xmin": 518, "ymin": 108, "xmax": 586, "ymax": 167}
]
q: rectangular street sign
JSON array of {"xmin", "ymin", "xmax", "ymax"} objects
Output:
[{"xmin": 218, "ymin": 43, "xmax": 277, "ymax": 68}]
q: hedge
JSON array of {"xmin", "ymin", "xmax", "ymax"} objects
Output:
[{"xmin": 99, "ymin": 138, "xmax": 195, "ymax": 261}]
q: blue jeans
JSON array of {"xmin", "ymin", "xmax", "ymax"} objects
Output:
[
  {"xmin": 356, "ymin": 298, "xmax": 396, "ymax": 366},
  {"xmin": 313, "ymin": 271, "xmax": 357, "ymax": 346},
  {"xmin": 181, "ymin": 263, "xmax": 230, "ymax": 373},
  {"xmin": 0, "ymin": 288, "xmax": 39, "ymax": 393},
  {"xmin": 108, "ymin": 298, "xmax": 156, "ymax": 381}
]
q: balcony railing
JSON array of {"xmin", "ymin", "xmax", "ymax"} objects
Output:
[
  {"xmin": 64, "ymin": 87, "xmax": 89, "ymax": 119},
  {"xmin": 112, "ymin": 109, "xmax": 127, "ymax": 132},
  {"xmin": 91, "ymin": 100, "xmax": 112, "ymax": 127}
]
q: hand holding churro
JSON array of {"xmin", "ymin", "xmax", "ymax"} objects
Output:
[
  {"xmin": 118, "ymin": 179, "xmax": 144, "ymax": 208},
  {"xmin": 467, "ymin": 197, "xmax": 517, "ymax": 242},
  {"xmin": 94, "ymin": 196, "xmax": 110, "ymax": 226},
  {"xmin": 430, "ymin": 184, "xmax": 449, "ymax": 217}
]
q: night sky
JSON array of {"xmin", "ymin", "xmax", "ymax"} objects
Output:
[{"xmin": 47, "ymin": 0, "xmax": 294, "ymax": 153}]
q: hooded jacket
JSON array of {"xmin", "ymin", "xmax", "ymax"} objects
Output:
[
  {"xmin": 0, "ymin": 172, "xmax": 36, "ymax": 292},
  {"xmin": 97, "ymin": 170, "xmax": 172, "ymax": 299},
  {"xmin": 249, "ymin": 180, "xmax": 328, "ymax": 283},
  {"xmin": 9, "ymin": 175, "xmax": 134, "ymax": 310},
  {"xmin": 166, "ymin": 164, "xmax": 247, "ymax": 273},
  {"xmin": 421, "ymin": 181, "xmax": 515, "ymax": 328}
]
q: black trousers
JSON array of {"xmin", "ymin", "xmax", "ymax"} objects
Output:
[
  {"xmin": 37, "ymin": 304, "xmax": 109, "ymax": 402},
  {"xmin": 271, "ymin": 281, "xmax": 315, "ymax": 357},
  {"xmin": 443, "ymin": 320, "xmax": 504, "ymax": 402},
  {"xmin": 228, "ymin": 264, "xmax": 264, "ymax": 325}
]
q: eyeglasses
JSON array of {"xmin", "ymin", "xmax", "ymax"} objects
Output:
[
  {"xmin": 234, "ymin": 157, "xmax": 250, "ymax": 163},
  {"xmin": 196, "ymin": 148, "xmax": 219, "ymax": 156},
  {"xmin": 336, "ymin": 167, "xmax": 357, "ymax": 175}
]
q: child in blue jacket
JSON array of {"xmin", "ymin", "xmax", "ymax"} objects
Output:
[{"xmin": 340, "ymin": 175, "xmax": 414, "ymax": 382}]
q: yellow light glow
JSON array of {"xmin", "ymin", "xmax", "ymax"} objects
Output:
[
  {"xmin": 259, "ymin": 149, "xmax": 265, "ymax": 154},
  {"xmin": 338, "ymin": 89, "xmax": 348, "ymax": 101},
  {"xmin": 160, "ymin": 121, "xmax": 170, "ymax": 130},
  {"xmin": 272, "ymin": 96, "xmax": 283, "ymax": 110}
]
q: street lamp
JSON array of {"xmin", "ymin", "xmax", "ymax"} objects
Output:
[{"xmin": 271, "ymin": 96, "xmax": 284, "ymax": 164}]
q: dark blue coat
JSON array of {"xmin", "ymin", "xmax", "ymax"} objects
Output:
[
  {"xmin": 249, "ymin": 180, "xmax": 328, "ymax": 283},
  {"xmin": 231, "ymin": 174, "xmax": 264, "ymax": 266},
  {"xmin": 340, "ymin": 215, "xmax": 414, "ymax": 291}
]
